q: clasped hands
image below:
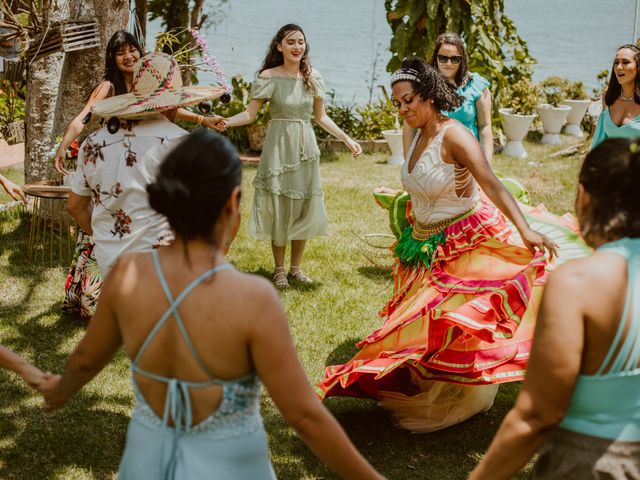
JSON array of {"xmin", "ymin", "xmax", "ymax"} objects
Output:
[
  {"xmin": 17, "ymin": 366, "xmax": 65, "ymax": 412},
  {"xmin": 202, "ymin": 115, "xmax": 227, "ymax": 132}
]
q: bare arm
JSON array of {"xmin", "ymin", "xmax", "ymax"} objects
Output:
[
  {"xmin": 222, "ymin": 98, "xmax": 266, "ymax": 128},
  {"xmin": 469, "ymin": 264, "xmax": 585, "ymax": 479},
  {"xmin": 67, "ymin": 192, "xmax": 93, "ymax": 235},
  {"xmin": 476, "ymin": 89, "xmax": 493, "ymax": 165},
  {"xmin": 250, "ymin": 282, "xmax": 383, "ymax": 479},
  {"xmin": 446, "ymin": 124, "xmax": 557, "ymax": 259},
  {"xmin": 0, "ymin": 345, "xmax": 45, "ymax": 388},
  {"xmin": 39, "ymin": 262, "xmax": 124, "ymax": 410},
  {"xmin": 54, "ymin": 82, "xmax": 112, "ymax": 175},
  {"xmin": 313, "ymin": 96, "xmax": 362, "ymax": 157}
]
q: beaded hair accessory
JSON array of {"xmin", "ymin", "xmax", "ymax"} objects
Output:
[{"xmin": 390, "ymin": 68, "xmax": 423, "ymax": 86}]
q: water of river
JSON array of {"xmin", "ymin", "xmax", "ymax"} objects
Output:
[{"xmin": 147, "ymin": 0, "xmax": 639, "ymax": 103}]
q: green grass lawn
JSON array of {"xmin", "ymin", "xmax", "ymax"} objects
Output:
[{"xmin": 0, "ymin": 136, "xmax": 583, "ymax": 479}]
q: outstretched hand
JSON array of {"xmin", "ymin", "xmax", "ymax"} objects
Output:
[
  {"xmin": 345, "ymin": 138, "xmax": 362, "ymax": 158},
  {"xmin": 520, "ymin": 228, "xmax": 558, "ymax": 262},
  {"xmin": 0, "ymin": 177, "xmax": 26, "ymax": 205},
  {"xmin": 38, "ymin": 374, "xmax": 65, "ymax": 412}
]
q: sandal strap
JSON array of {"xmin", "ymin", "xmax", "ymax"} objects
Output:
[{"xmin": 273, "ymin": 268, "xmax": 289, "ymax": 288}]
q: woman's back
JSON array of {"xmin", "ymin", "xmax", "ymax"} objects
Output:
[
  {"xmin": 110, "ymin": 248, "xmax": 278, "ymax": 479},
  {"xmin": 560, "ymin": 237, "xmax": 640, "ymax": 441},
  {"xmin": 111, "ymin": 248, "xmax": 270, "ymax": 423}
]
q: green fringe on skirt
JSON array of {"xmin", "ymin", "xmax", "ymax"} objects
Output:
[{"xmin": 393, "ymin": 226, "xmax": 446, "ymax": 268}]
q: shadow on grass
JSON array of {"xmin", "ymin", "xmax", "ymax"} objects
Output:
[
  {"xmin": 324, "ymin": 338, "xmax": 361, "ymax": 366},
  {"xmin": 0, "ymin": 374, "xmax": 129, "ymax": 479},
  {"xmin": 357, "ymin": 265, "xmax": 392, "ymax": 283},
  {"xmin": 262, "ymin": 381, "xmax": 523, "ymax": 480}
]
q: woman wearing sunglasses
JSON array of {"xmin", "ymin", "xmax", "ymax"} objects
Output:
[{"xmin": 430, "ymin": 32, "xmax": 493, "ymax": 163}]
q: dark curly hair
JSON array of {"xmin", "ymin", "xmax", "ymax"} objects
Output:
[
  {"xmin": 429, "ymin": 32, "xmax": 470, "ymax": 88},
  {"xmin": 604, "ymin": 44, "xmax": 640, "ymax": 107},
  {"xmin": 104, "ymin": 30, "xmax": 145, "ymax": 95},
  {"xmin": 578, "ymin": 137, "xmax": 640, "ymax": 245},
  {"xmin": 147, "ymin": 129, "xmax": 242, "ymax": 245},
  {"xmin": 391, "ymin": 57, "xmax": 463, "ymax": 112},
  {"xmin": 259, "ymin": 24, "xmax": 313, "ymax": 92}
]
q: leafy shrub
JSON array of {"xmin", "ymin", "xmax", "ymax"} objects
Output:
[
  {"xmin": 564, "ymin": 80, "xmax": 589, "ymax": 100},
  {"xmin": 315, "ymin": 90, "xmax": 397, "ymax": 141},
  {"xmin": 502, "ymin": 79, "xmax": 540, "ymax": 115},
  {"xmin": 539, "ymin": 76, "xmax": 569, "ymax": 107}
]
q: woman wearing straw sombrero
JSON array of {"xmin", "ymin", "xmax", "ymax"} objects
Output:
[{"xmin": 66, "ymin": 51, "xmax": 227, "ymax": 277}]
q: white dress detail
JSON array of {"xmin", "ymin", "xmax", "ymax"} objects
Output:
[{"xmin": 401, "ymin": 123, "xmax": 479, "ymax": 224}]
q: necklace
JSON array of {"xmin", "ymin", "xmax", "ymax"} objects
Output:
[{"xmin": 620, "ymin": 92, "xmax": 634, "ymax": 102}]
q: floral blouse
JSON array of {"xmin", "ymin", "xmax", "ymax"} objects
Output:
[{"xmin": 69, "ymin": 116, "xmax": 186, "ymax": 275}]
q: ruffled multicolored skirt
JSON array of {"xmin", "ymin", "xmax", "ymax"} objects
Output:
[{"xmin": 316, "ymin": 200, "xmax": 589, "ymax": 432}]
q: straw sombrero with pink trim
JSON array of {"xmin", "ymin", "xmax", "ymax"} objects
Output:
[{"xmin": 92, "ymin": 52, "xmax": 226, "ymax": 119}]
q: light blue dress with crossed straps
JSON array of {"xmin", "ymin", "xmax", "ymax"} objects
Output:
[
  {"xmin": 559, "ymin": 237, "xmax": 640, "ymax": 441},
  {"xmin": 118, "ymin": 250, "xmax": 276, "ymax": 480}
]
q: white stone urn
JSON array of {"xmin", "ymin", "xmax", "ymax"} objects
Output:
[
  {"xmin": 537, "ymin": 103, "xmax": 571, "ymax": 144},
  {"xmin": 382, "ymin": 129, "xmax": 404, "ymax": 165},
  {"xmin": 561, "ymin": 99, "xmax": 592, "ymax": 137},
  {"xmin": 499, "ymin": 108, "xmax": 536, "ymax": 158}
]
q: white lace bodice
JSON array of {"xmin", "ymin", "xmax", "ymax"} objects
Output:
[{"xmin": 401, "ymin": 123, "xmax": 479, "ymax": 224}]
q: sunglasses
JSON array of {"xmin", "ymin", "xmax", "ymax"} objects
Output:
[{"xmin": 437, "ymin": 54, "xmax": 462, "ymax": 65}]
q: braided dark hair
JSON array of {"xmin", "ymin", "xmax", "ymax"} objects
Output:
[
  {"xmin": 259, "ymin": 24, "xmax": 313, "ymax": 92},
  {"xmin": 392, "ymin": 57, "xmax": 463, "ymax": 112},
  {"xmin": 604, "ymin": 44, "xmax": 640, "ymax": 106},
  {"xmin": 147, "ymin": 129, "xmax": 242, "ymax": 246},
  {"xmin": 578, "ymin": 137, "xmax": 640, "ymax": 245}
]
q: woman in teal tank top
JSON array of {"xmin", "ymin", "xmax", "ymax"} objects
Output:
[
  {"xmin": 470, "ymin": 138, "xmax": 640, "ymax": 480},
  {"xmin": 591, "ymin": 44, "xmax": 640, "ymax": 150},
  {"xmin": 39, "ymin": 130, "xmax": 384, "ymax": 480},
  {"xmin": 430, "ymin": 32, "xmax": 493, "ymax": 162}
]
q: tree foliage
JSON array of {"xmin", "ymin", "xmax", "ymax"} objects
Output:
[{"xmin": 384, "ymin": 0, "xmax": 536, "ymax": 111}]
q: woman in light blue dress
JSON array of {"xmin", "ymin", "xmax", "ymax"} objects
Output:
[
  {"xmin": 39, "ymin": 130, "xmax": 383, "ymax": 480},
  {"xmin": 591, "ymin": 44, "xmax": 640, "ymax": 150},
  {"xmin": 470, "ymin": 138, "xmax": 640, "ymax": 479}
]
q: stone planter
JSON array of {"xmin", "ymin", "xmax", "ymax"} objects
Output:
[
  {"xmin": 537, "ymin": 103, "xmax": 571, "ymax": 144},
  {"xmin": 499, "ymin": 108, "xmax": 536, "ymax": 158},
  {"xmin": 382, "ymin": 129, "xmax": 404, "ymax": 165},
  {"xmin": 246, "ymin": 124, "xmax": 268, "ymax": 152},
  {"xmin": 561, "ymin": 99, "xmax": 591, "ymax": 137}
]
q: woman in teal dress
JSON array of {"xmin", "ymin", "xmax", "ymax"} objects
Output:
[
  {"xmin": 470, "ymin": 138, "xmax": 640, "ymax": 479},
  {"xmin": 591, "ymin": 44, "xmax": 640, "ymax": 150},
  {"xmin": 431, "ymin": 32, "xmax": 493, "ymax": 162},
  {"xmin": 216, "ymin": 24, "xmax": 362, "ymax": 289},
  {"xmin": 39, "ymin": 130, "xmax": 383, "ymax": 480}
]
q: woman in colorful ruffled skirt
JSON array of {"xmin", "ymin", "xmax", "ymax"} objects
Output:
[{"xmin": 317, "ymin": 58, "xmax": 588, "ymax": 433}]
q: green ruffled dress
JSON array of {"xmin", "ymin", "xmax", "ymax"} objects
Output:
[{"xmin": 249, "ymin": 71, "xmax": 328, "ymax": 246}]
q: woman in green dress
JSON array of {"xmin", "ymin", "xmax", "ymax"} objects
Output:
[{"xmin": 214, "ymin": 24, "xmax": 361, "ymax": 289}]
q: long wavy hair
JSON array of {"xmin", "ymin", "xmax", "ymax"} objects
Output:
[
  {"xmin": 258, "ymin": 24, "xmax": 313, "ymax": 91},
  {"xmin": 578, "ymin": 138, "xmax": 640, "ymax": 245},
  {"xmin": 429, "ymin": 32, "xmax": 470, "ymax": 88},
  {"xmin": 104, "ymin": 30, "xmax": 145, "ymax": 95},
  {"xmin": 604, "ymin": 44, "xmax": 640, "ymax": 106}
]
